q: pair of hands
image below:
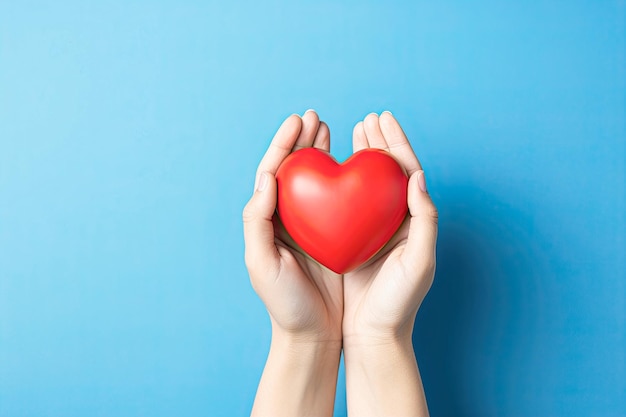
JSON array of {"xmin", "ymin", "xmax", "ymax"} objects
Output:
[{"xmin": 243, "ymin": 110, "xmax": 438, "ymax": 416}]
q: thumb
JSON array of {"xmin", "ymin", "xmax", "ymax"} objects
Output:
[
  {"xmin": 242, "ymin": 171, "xmax": 281, "ymax": 278},
  {"xmin": 401, "ymin": 170, "xmax": 439, "ymax": 276}
]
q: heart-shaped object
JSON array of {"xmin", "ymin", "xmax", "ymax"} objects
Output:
[{"xmin": 276, "ymin": 148, "xmax": 408, "ymax": 274}]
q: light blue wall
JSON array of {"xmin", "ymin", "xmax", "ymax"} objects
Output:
[{"xmin": 1, "ymin": 1, "xmax": 624, "ymax": 416}]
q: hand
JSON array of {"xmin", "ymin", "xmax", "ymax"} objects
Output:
[
  {"xmin": 343, "ymin": 111, "xmax": 438, "ymax": 343},
  {"xmin": 342, "ymin": 111, "xmax": 438, "ymax": 417},
  {"xmin": 243, "ymin": 111, "xmax": 343, "ymax": 417},
  {"xmin": 243, "ymin": 110, "xmax": 343, "ymax": 342}
]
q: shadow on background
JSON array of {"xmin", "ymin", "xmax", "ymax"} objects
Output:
[{"xmin": 413, "ymin": 184, "xmax": 551, "ymax": 416}]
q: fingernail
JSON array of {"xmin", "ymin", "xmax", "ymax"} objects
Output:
[
  {"xmin": 417, "ymin": 170, "xmax": 427, "ymax": 193},
  {"xmin": 383, "ymin": 110, "xmax": 393, "ymax": 115},
  {"xmin": 305, "ymin": 109, "xmax": 315, "ymax": 114},
  {"xmin": 256, "ymin": 172, "xmax": 268, "ymax": 192}
]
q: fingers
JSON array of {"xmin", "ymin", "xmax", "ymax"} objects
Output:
[
  {"xmin": 256, "ymin": 115, "xmax": 303, "ymax": 178},
  {"xmin": 401, "ymin": 170, "xmax": 438, "ymax": 276},
  {"xmin": 363, "ymin": 113, "xmax": 387, "ymax": 150},
  {"xmin": 313, "ymin": 121, "xmax": 330, "ymax": 152},
  {"xmin": 379, "ymin": 111, "xmax": 422, "ymax": 177},
  {"xmin": 293, "ymin": 110, "xmax": 320, "ymax": 151},
  {"xmin": 243, "ymin": 171, "xmax": 281, "ymax": 279},
  {"xmin": 291, "ymin": 110, "xmax": 331, "ymax": 153},
  {"xmin": 355, "ymin": 111, "xmax": 422, "ymax": 177},
  {"xmin": 352, "ymin": 121, "xmax": 368, "ymax": 152}
]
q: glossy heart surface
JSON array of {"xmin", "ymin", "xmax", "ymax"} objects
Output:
[{"xmin": 276, "ymin": 148, "xmax": 408, "ymax": 274}]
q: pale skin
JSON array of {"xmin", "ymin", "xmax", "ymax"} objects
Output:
[{"xmin": 242, "ymin": 110, "xmax": 438, "ymax": 417}]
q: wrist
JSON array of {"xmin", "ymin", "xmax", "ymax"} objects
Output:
[
  {"xmin": 271, "ymin": 329, "xmax": 342, "ymax": 355},
  {"xmin": 342, "ymin": 323, "xmax": 414, "ymax": 353},
  {"xmin": 343, "ymin": 334, "xmax": 413, "ymax": 363},
  {"xmin": 269, "ymin": 327, "xmax": 343, "ymax": 377},
  {"xmin": 270, "ymin": 314, "xmax": 343, "ymax": 346}
]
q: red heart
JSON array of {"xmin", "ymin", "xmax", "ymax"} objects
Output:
[{"xmin": 276, "ymin": 148, "xmax": 408, "ymax": 274}]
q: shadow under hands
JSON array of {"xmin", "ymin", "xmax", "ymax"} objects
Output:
[{"xmin": 413, "ymin": 184, "xmax": 550, "ymax": 417}]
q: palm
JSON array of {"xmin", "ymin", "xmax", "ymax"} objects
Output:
[
  {"xmin": 343, "ymin": 218, "xmax": 417, "ymax": 335},
  {"xmin": 269, "ymin": 219, "xmax": 343, "ymax": 339}
]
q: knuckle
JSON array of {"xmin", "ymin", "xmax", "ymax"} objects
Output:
[
  {"xmin": 244, "ymin": 250, "xmax": 255, "ymax": 271},
  {"xmin": 245, "ymin": 254, "xmax": 278, "ymax": 295},
  {"xmin": 242, "ymin": 200, "xmax": 256, "ymax": 224},
  {"xmin": 413, "ymin": 252, "xmax": 436, "ymax": 276},
  {"xmin": 245, "ymin": 256, "xmax": 264, "ymax": 292},
  {"xmin": 423, "ymin": 256, "xmax": 437, "ymax": 276},
  {"xmin": 248, "ymin": 269, "xmax": 261, "ymax": 293},
  {"xmin": 427, "ymin": 203, "xmax": 439, "ymax": 225}
]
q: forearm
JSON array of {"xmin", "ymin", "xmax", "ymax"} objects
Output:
[
  {"xmin": 252, "ymin": 330, "xmax": 342, "ymax": 417},
  {"xmin": 344, "ymin": 335, "xmax": 429, "ymax": 417}
]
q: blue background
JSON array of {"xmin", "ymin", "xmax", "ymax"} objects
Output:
[{"xmin": 1, "ymin": 1, "xmax": 624, "ymax": 416}]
